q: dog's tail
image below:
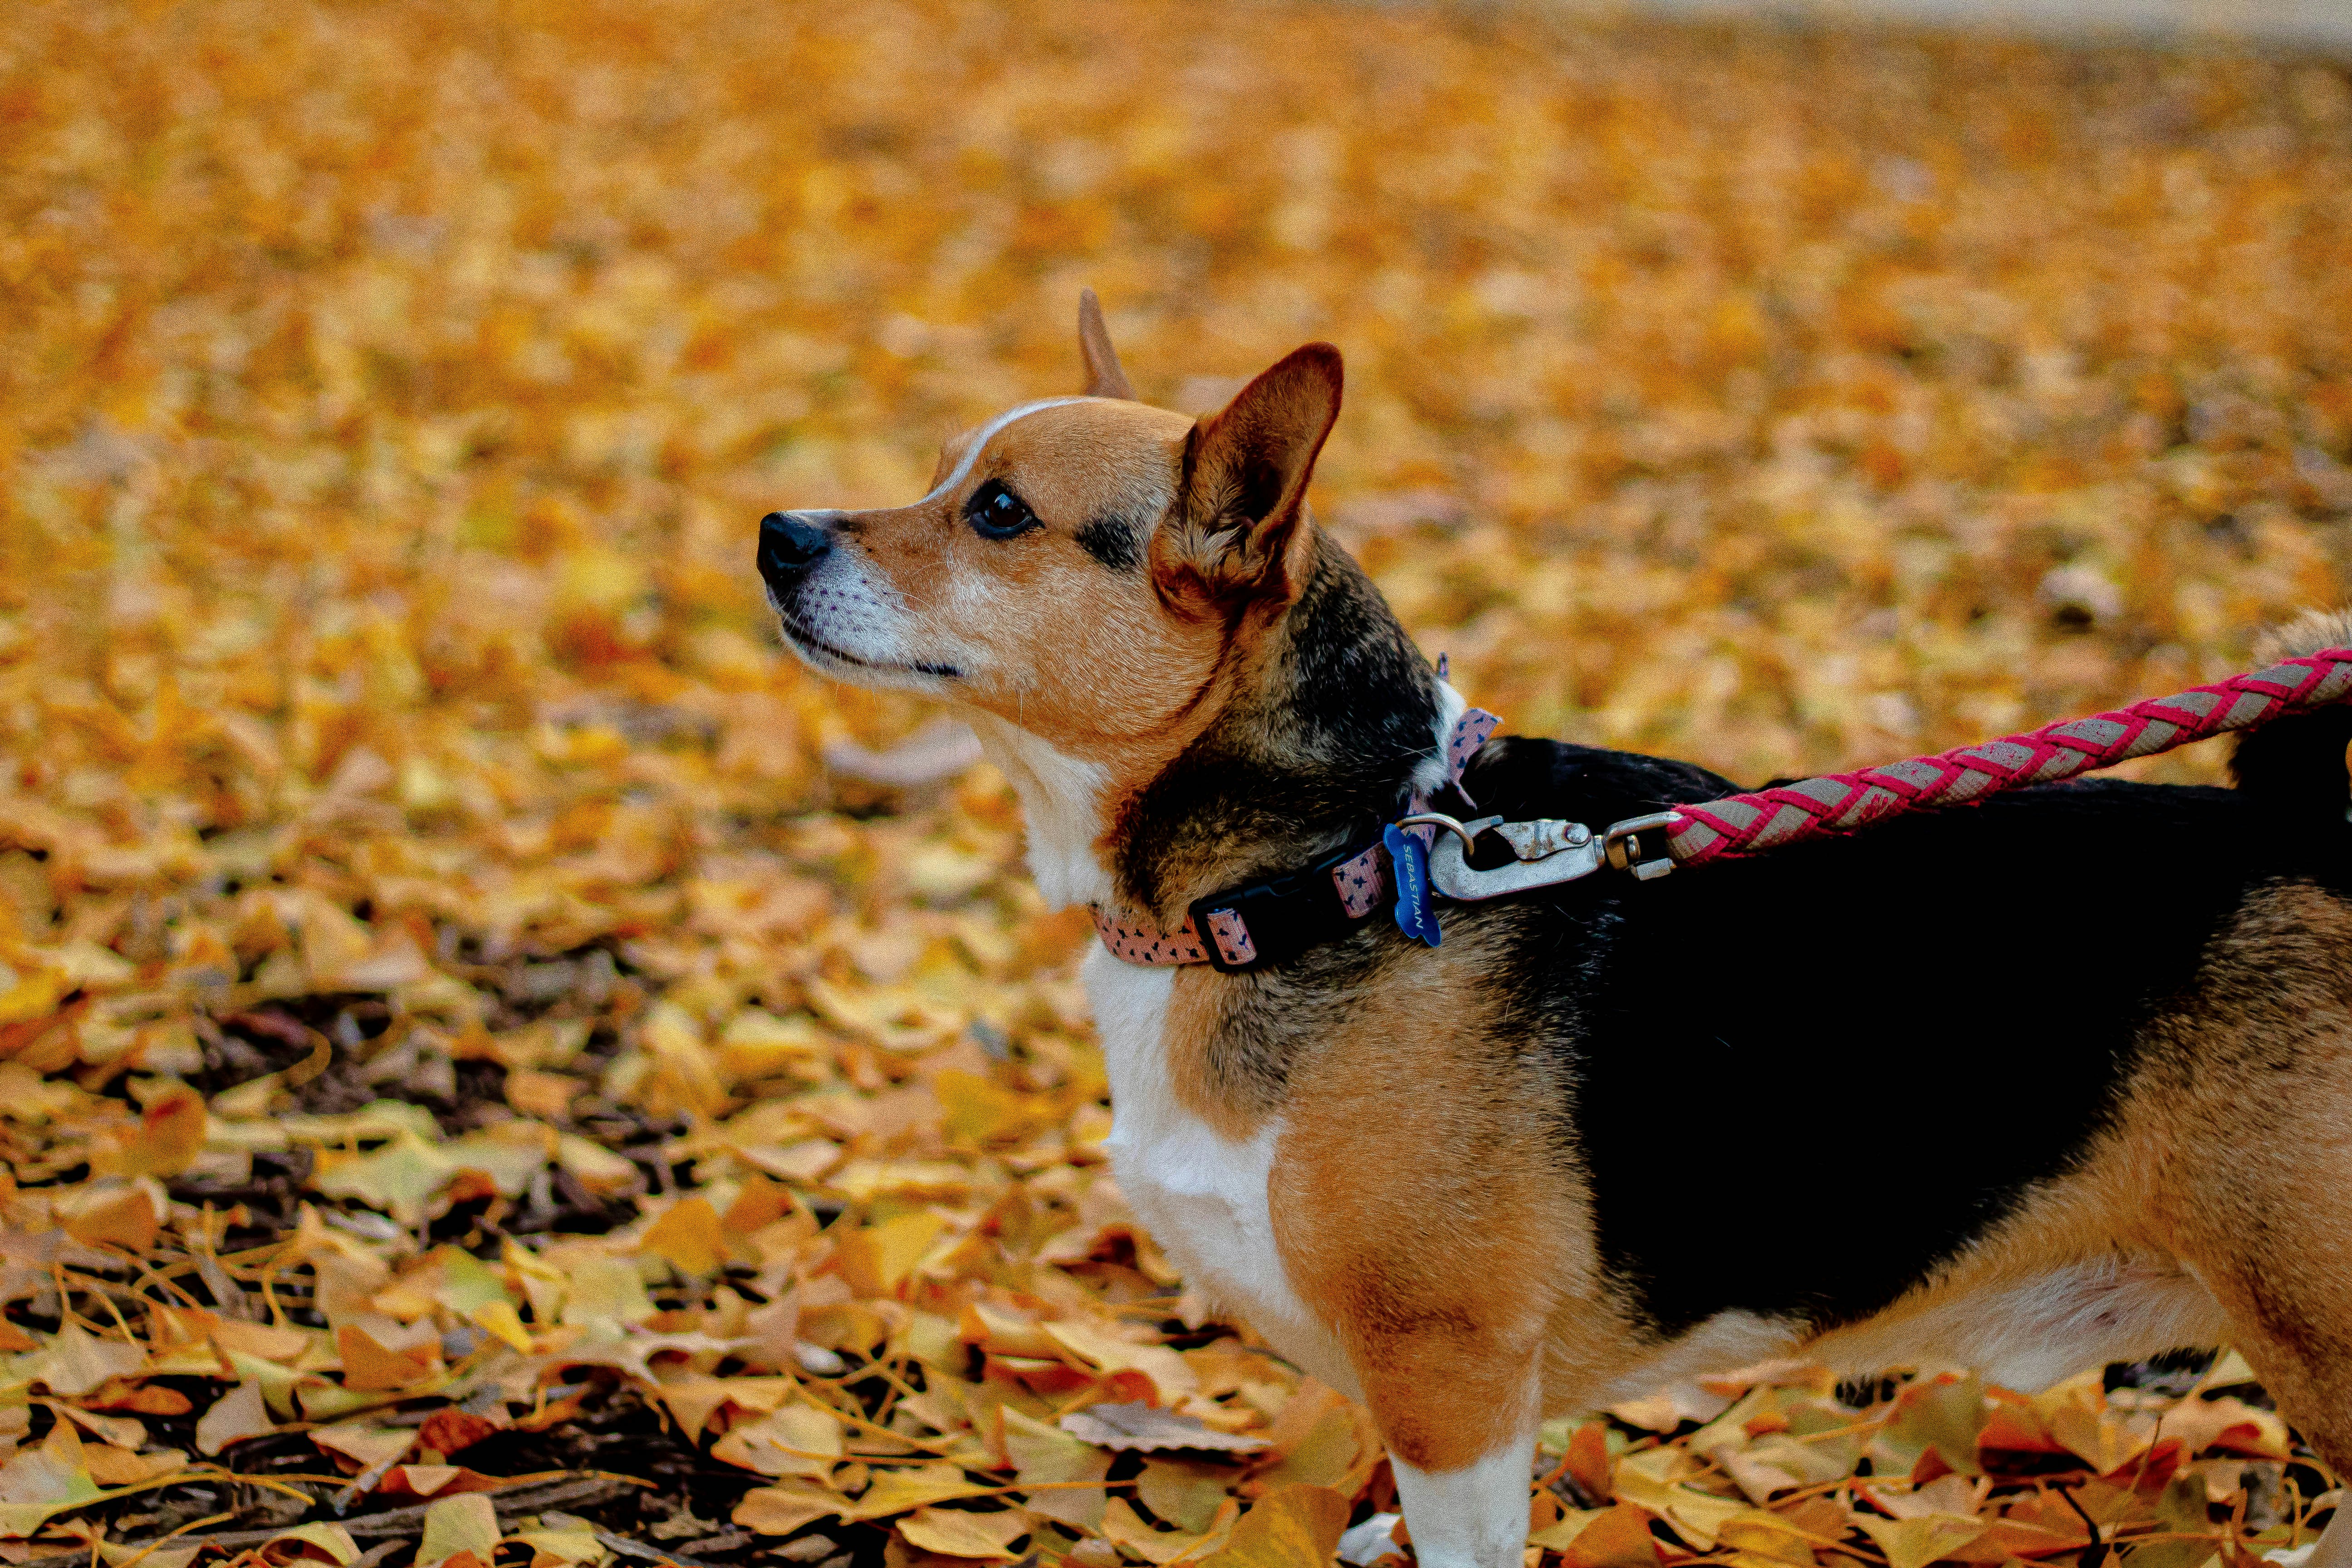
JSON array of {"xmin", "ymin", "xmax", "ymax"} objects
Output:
[{"xmin": 2229, "ymin": 607, "xmax": 2352, "ymax": 817}]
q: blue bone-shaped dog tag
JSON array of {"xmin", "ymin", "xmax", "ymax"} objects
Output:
[{"xmin": 1383, "ymin": 823, "xmax": 1442, "ymax": 947}]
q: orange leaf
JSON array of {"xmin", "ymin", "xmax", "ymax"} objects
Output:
[
  {"xmin": 641, "ymin": 1196, "xmax": 728, "ymax": 1276},
  {"xmin": 90, "ymin": 1084, "xmax": 207, "ymax": 1179},
  {"xmin": 58, "ymin": 1181, "xmax": 162, "ymax": 1252},
  {"xmin": 1556, "ymin": 1503, "xmax": 1663, "ymax": 1568},
  {"xmin": 336, "ymin": 1325, "xmax": 439, "ymax": 1392},
  {"xmin": 1565, "ymin": 1420, "xmax": 1613, "ymax": 1502},
  {"xmin": 80, "ymin": 1380, "xmax": 192, "ymax": 1415},
  {"xmin": 416, "ymin": 1409, "xmax": 502, "ymax": 1459}
]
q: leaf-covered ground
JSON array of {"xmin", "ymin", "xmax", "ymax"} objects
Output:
[{"xmin": 2, "ymin": 4, "xmax": 2350, "ymax": 1568}]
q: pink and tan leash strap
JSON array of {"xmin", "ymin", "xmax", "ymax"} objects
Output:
[{"xmin": 1664, "ymin": 647, "xmax": 2352, "ymax": 867}]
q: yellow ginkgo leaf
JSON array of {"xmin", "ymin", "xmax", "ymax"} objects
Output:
[
  {"xmin": 1191, "ymin": 1485, "xmax": 1347, "ymax": 1568},
  {"xmin": 1860, "ymin": 1512, "xmax": 1991, "ymax": 1568},
  {"xmin": 639, "ymin": 1195, "xmax": 727, "ymax": 1276},
  {"xmin": 896, "ymin": 1505, "xmax": 1032, "ymax": 1562},
  {"xmin": 417, "ymin": 1492, "xmax": 500, "ymax": 1568},
  {"xmin": 194, "ymin": 1382, "xmax": 274, "ymax": 1457},
  {"xmin": 31, "ymin": 1323, "xmax": 147, "ymax": 1399}
]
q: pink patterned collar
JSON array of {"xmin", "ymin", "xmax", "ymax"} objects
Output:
[{"xmin": 1089, "ymin": 704, "xmax": 1500, "ymax": 970}]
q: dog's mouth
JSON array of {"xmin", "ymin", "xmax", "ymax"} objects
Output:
[{"xmin": 772, "ymin": 604, "xmax": 961, "ymax": 681}]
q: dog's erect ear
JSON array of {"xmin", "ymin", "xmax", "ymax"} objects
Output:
[
  {"xmin": 1152, "ymin": 342, "xmax": 1343, "ymax": 612},
  {"xmin": 1076, "ymin": 289, "xmax": 1135, "ymax": 401}
]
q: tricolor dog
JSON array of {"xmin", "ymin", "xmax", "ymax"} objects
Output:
[{"xmin": 758, "ymin": 294, "xmax": 2352, "ymax": 1568}]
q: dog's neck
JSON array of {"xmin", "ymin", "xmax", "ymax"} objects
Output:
[
  {"xmin": 966, "ymin": 712, "xmax": 1120, "ymax": 909},
  {"xmin": 969, "ymin": 529, "xmax": 1449, "ymax": 921}
]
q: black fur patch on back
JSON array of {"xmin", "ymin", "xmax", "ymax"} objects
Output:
[
  {"xmin": 2231, "ymin": 706, "xmax": 2352, "ymax": 820},
  {"xmin": 1076, "ymin": 514, "xmax": 1143, "ymax": 571},
  {"xmin": 1460, "ymin": 737, "xmax": 2348, "ymax": 1340}
]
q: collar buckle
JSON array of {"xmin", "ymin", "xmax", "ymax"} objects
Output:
[{"xmin": 1186, "ymin": 841, "xmax": 1374, "ymax": 973}]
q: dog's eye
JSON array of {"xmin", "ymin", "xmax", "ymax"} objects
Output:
[{"xmin": 965, "ymin": 480, "xmax": 1040, "ymax": 541}]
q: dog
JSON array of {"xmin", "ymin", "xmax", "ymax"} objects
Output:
[{"xmin": 758, "ymin": 292, "xmax": 2352, "ymax": 1568}]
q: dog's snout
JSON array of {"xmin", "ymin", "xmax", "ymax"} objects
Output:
[{"xmin": 759, "ymin": 511, "xmax": 832, "ymax": 583}]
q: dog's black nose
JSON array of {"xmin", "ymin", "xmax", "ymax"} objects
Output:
[{"xmin": 759, "ymin": 511, "xmax": 831, "ymax": 582}]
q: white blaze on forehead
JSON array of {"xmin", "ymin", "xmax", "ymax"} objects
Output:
[{"xmin": 921, "ymin": 397, "xmax": 1095, "ymax": 505}]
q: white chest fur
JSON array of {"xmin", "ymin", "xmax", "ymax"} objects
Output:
[
  {"xmin": 1082, "ymin": 947, "xmax": 1360, "ymax": 1396},
  {"xmin": 966, "ymin": 714, "xmax": 1114, "ymax": 910}
]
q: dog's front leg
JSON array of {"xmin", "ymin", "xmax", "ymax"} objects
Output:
[
  {"xmin": 1352, "ymin": 1337, "xmax": 1541, "ymax": 1568},
  {"xmin": 1273, "ymin": 1230, "xmax": 1550, "ymax": 1568},
  {"xmin": 1267, "ymin": 1058, "xmax": 1573, "ymax": 1568},
  {"xmin": 1387, "ymin": 1416, "xmax": 1539, "ymax": 1568}
]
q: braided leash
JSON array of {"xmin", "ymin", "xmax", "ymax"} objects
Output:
[
  {"xmin": 1657, "ymin": 646, "xmax": 2352, "ymax": 869},
  {"xmin": 1091, "ymin": 647, "xmax": 2352, "ymax": 969}
]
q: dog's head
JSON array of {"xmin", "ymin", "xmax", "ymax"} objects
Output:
[
  {"xmin": 761, "ymin": 294, "xmax": 1443, "ymax": 912},
  {"xmin": 759, "ymin": 293, "xmax": 1344, "ymax": 759}
]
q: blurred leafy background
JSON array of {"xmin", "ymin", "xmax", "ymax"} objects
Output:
[{"xmin": 1, "ymin": 4, "xmax": 2350, "ymax": 1568}]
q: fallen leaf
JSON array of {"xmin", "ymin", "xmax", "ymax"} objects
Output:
[
  {"xmin": 895, "ymin": 1505, "xmax": 1032, "ymax": 1561},
  {"xmin": 31, "ymin": 1326, "xmax": 147, "ymax": 1399},
  {"xmin": 335, "ymin": 1324, "xmax": 439, "ymax": 1392},
  {"xmin": 509, "ymin": 1530, "xmax": 608, "ymax": 1567},
  {"xmin": 211, "ymin": 1320, "xmax": 315, "ymax": 1364},
  {"xmin": 0, "ymin": 1424, "xmax": 102, "ymax": 1539},
  {"xmin": 640, "ymin": 1197, "xmax": 728, "ymax": 1276},
  {"xmin": 849, "ymin": 1464, "xmax": 996, "ymax": 1521},
  {"xmin": 418, "ymin": 1492, "xmax": 500, "ymax": 1568},
  {"xmin": 1542, "ymin": 1504, "xmax": 1661, "ymax": 1568},
  {"xmin": 1000, "ymin": 1406, "xmax": 1112, "ymax": 1531},
  {"xmin": 559, "ymin": 1255, "xmax": 657, "ymax": 1333},
  {"xmin": 2164, "ymin": 1397, "xmax": 2292, "ymax": 1461},
  {"xmin": 79, "ymin": 1382, "xmax": 191, "ymax": 1416},
  {"xmin": 0, "ymin": 1423, "xmax": 95, "ymax": 1506},
  {"xmin": 1715, "ymin": 1511, "xmax": 1828, "ymax": 1568},
  {"xmin": 378, "ymin": 1466, "xmax": 502, "ymax": 1500},
  {"xmin": 195, "ymin": 1382, "xmax": 273, "ymax": 1456},
  {"xmin": 830, "ymin": 1210, "xmax": 948, "ymax": 1299},
  {"xmin": 313, "ymin": 1135, "xmax": 457, "ymax": 1225},
  {"xmin": 1137, "ymin": 1456, "xmax": 1234, "ymax": 1534},
  {"xmin": 733, "ymin": 1480, "xmax": 848, "ymax": 1536},
  {"xmin": 312, "ymin": 1423, "xmax": 416, "ymax": 1472},
  {"xmin": 416, "ymin": 1410, "xmax": 501, "ymax": 1459},
  {"xmin": 88, "ymin": 1084, "xmax": 207, "ymax": 1179},
  {"xmin": 264, "ymin": 1523, "xmax": 362, "ymax": 1566},
  {"xmin": 77, "ymin": 1446, "xmax": 184, "ymax": 1487},
  {"xmin": 1611, "ymin": 1381, "xmax": 1735, "ymax": 1433},
  {"xmin": 710, "ymin": 1404, "xmax": 844, "ymax": 1479},
  {"xmin": 1192, "ymin": 1484, "xmax": 1348, "ymax": 1568},
  {"xmin": 468, "ymin": 1302, "xmax": 533, "ymax": 1354},
  {"xmin": 1860, "ymin": 1513, "xmax": 1990, "ymax": 1568},
  {"xmin": 1060, "ymin": 1402, "xmax": 1270, "ymax": 1455},
  {"xmin": 1873, "ymin": 1374, "xmax": 1988, "ymax": 1479},
  {"xmin": 505, "ymin": 1070, "xmax": 585, "ymax": 1121},
  {"xmin": 1100, "ymin": 1496, "xmax": 1207, "ymax": 1565}
]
